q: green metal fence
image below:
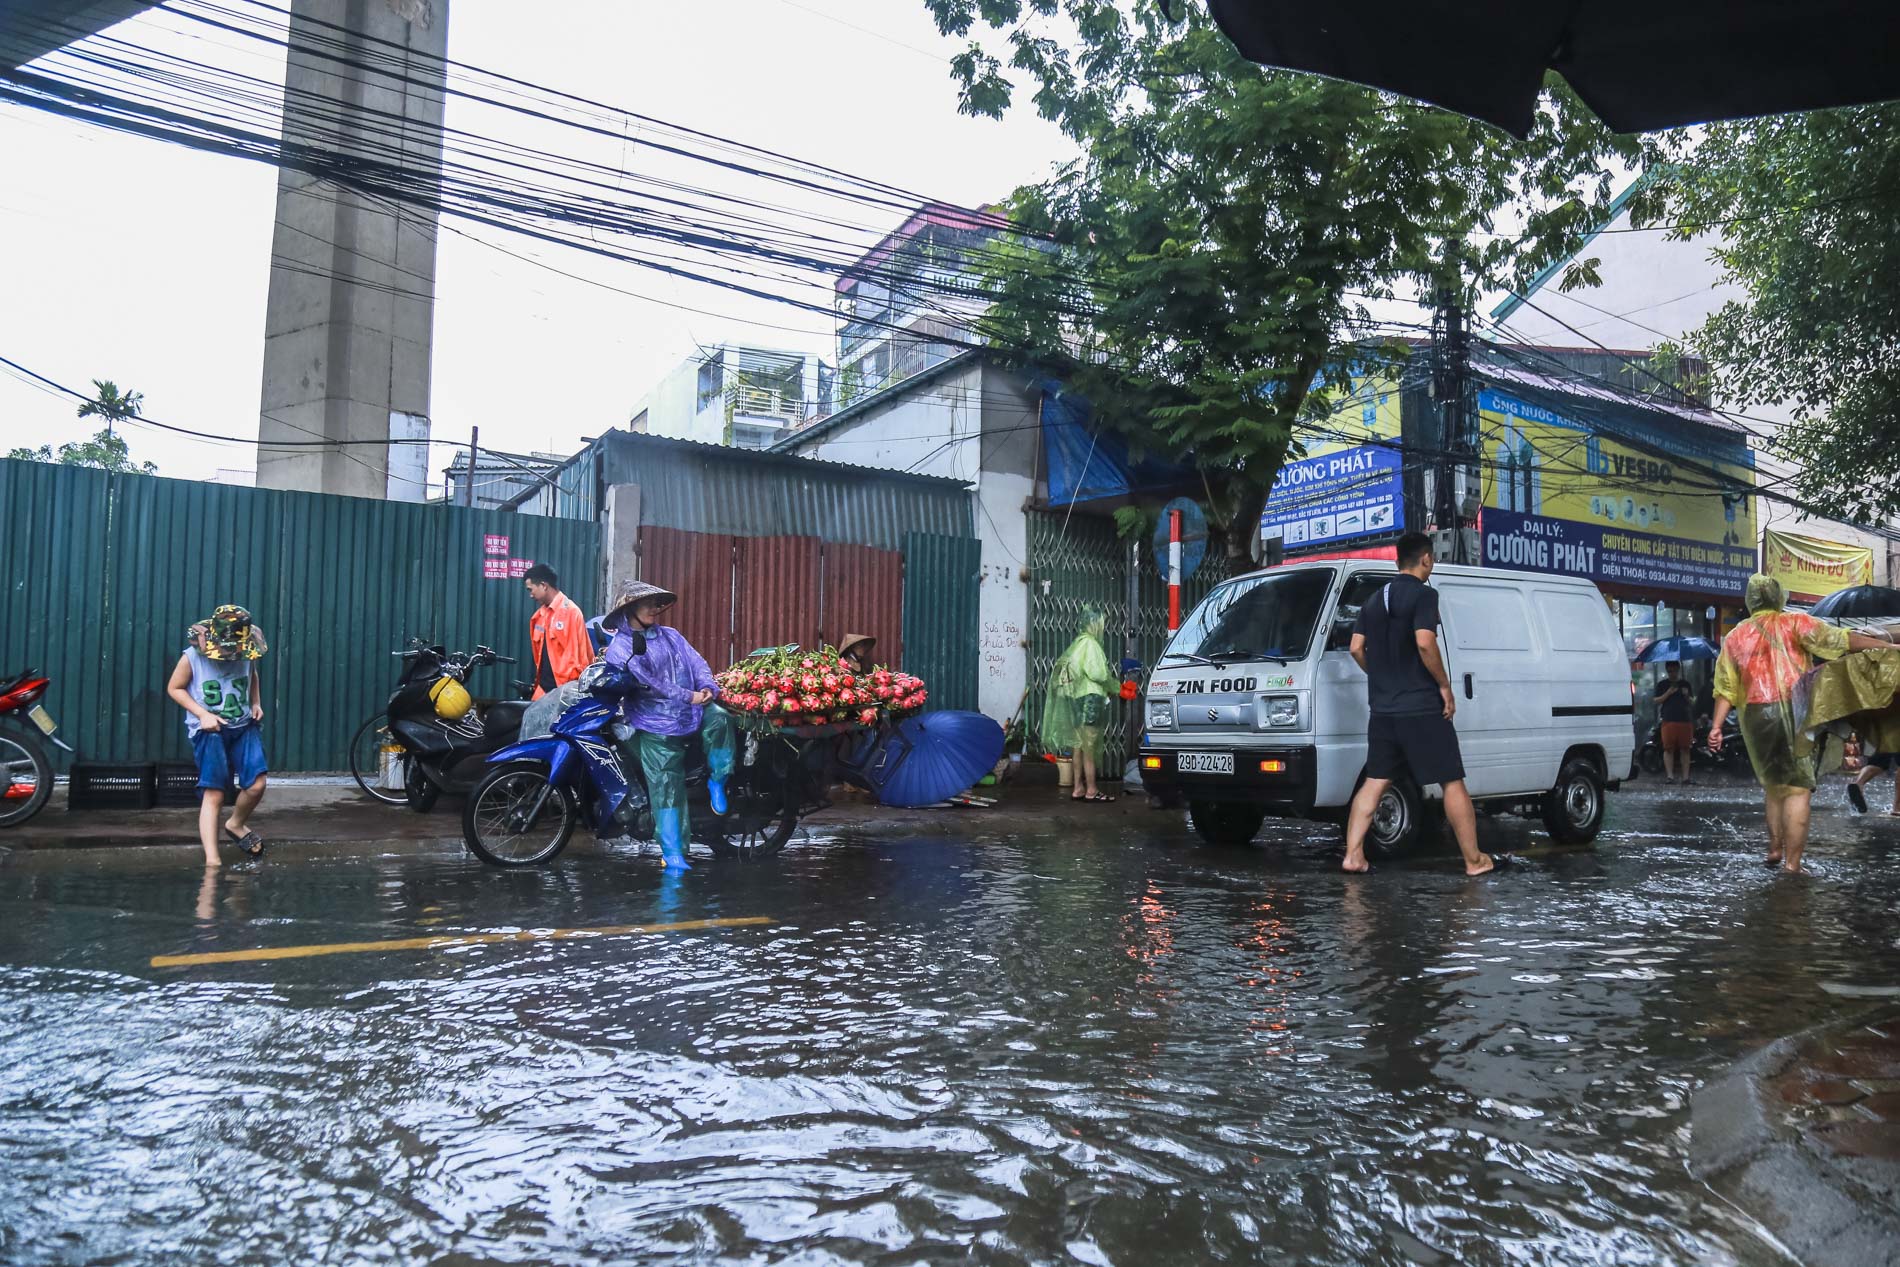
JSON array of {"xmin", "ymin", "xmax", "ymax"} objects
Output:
[
  {"xmin": 1025, "ymin": 509, "xmax": 1237, "ymax": 772},
  {"xmin": 901, "ymin": 532, "xmax": 981, "ymax": 713},
  {"xmin": 0, "ymin": 459, "xmax": 599, "ymax": 772}
]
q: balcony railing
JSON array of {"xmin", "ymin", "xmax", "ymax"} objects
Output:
[{"xmin": 727, "ymin": 382, "xmax": 807, "ymax": 424}]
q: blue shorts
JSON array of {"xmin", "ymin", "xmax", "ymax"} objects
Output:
[{"xmin": 191, "ymin": 725, "xmax": 268, "ymax": 792}]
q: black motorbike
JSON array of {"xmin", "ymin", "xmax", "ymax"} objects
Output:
[{"xmin": 351, "ymin": 639, "xmax": 528, "ymax": 813}]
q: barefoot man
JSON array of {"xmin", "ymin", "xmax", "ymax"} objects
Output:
[{"xmin": 1341, "ymin": 532, "xmax": 1497, "ymax": 876}]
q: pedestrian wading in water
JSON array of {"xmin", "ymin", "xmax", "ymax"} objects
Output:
[
  {"xmin": 1341, "ymin": 531, "xmax": 1499, "ymax": 877},
  {"xmin": 1710, "ymin": 574, "xmax": 1890, "ymax": 872},
  {"xmin": 165, "ymin": 605, "xmax": 269, "ymax": 867}
]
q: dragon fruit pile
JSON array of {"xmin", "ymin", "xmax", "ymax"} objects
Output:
[{"xmin": 715, "ymin": 646, "xmax": 928, "ymax": 729}]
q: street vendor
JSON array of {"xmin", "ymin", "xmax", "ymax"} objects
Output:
[
  {"xmin": 600, "ymin": 580, "xmax": 734, "ymax": 872},
  {"xmin": 1709, "ymin": 574, "xmax": 1890, "ymax": 873},
  {"xmin": 838, "ymin": 633, "xmax": 878, "ymax": 677}
]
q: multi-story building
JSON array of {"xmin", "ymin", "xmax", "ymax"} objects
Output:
[
  {"xmin": 629, "ymin": 345, "xmax": 832, "ymax": 451},
  {"xmin": 833, "ymin": 202, "xmax": 1007, "ymax": 408}
]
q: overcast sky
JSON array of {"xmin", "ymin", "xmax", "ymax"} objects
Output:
[{"xmin": 0, "ymin": 0, "xmax": 1073, "ymax": 483}]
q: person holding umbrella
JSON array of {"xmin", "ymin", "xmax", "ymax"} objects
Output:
[
  {"xmin": 1709, "ymin": 575, "xmax": 1891, "ymax": 872},
  {"xmin": 1654, "ymin": 660, "xmax": 1696, "ymax": 785}
]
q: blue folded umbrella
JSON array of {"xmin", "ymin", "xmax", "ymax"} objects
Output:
[
  {"xmin": 1635, "ymin": 636, "xmax": 1718, "ymax": 664},
  {"xmin": 854, "ymin": 711, "xmax": 1005, "ymax": 808}
]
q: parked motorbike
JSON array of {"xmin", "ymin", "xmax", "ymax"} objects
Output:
[
  {"xmin": 1637, "ymin": 711, "xmax": 1743, "ymax": 777},
  {"xmin": 0, "ymin": 668, "xmax": 72, "ymax": 827},
  {"xmin": 368, "ymin": 639, "xmax": 528, "ymax": 813},
  {"xmin": 460, "ymin": 645, "xmax": 829, "ymax": 867}
]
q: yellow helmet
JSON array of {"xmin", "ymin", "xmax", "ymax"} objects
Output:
[{"xmin": 430, "ymin": 675, "xmax": 473, "ymax": 721}]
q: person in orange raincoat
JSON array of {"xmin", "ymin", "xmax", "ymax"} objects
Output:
[
  {"xmin": 524, "ymin": 563, "xmax": 594, "ymax": 699},
  {"xmin": 1710, "ymin": 574, "xmax": 1890, "ymax": 872}
]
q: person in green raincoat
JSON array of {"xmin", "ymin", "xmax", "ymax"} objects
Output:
[
  {"xmin": 1043, "ymin": 607, "xmax": 1118, "ymax": 802},
  {"xmin": 1710, "ymin": 574, "xmax": 1889, "ymax": 872}
]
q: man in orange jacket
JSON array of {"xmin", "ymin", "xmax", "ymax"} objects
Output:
[{"xmin": 524, "ymin": 564, "xmax": 593, "ymax": 699}]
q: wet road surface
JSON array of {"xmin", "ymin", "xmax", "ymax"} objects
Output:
[{"xmin": 4, "ymin": 780, "xmax": 1900, "ymax": 1266}]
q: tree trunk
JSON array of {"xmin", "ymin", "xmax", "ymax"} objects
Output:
[{"xmin": 1224, "ymin": 482, "xmax": 1269, "ymax": 561}]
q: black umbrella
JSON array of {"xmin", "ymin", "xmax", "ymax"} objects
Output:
[
  {"xmin": 1809, "ymin": 585, "xmax": 1900, "ymax": 619},
  {"xmin": 1204, "ymin": 1, "xmax": 1900, "ymax": 138}
]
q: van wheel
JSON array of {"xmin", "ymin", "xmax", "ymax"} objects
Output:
[
  {"xmin": 1189, "ymin": 801, "xmax": 1265, "ymax": 847},
  {"xmin": 1359, "ymin": 776, "xmax": 1425, "ymax": 859},
  {"xmin": 1543, "ymin": 758, "xmax": 1605, "ymax": 844}
]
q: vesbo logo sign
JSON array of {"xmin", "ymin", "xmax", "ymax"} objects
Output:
[{"xmin": 1584, "ymin": 440, "xmax": 1673, "ymax": 486}]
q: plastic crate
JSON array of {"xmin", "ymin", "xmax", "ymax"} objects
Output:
[
  {"xmin": 156, "ymin": 762, "xmax": 234, "ymax": 807},
  {"xmin": 67, "ymin": 762, "xmax": 157, "ymax": 812}
]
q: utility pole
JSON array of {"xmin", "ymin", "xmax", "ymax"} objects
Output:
[
  {"xmin": 1432, "ymin": 276, "xmax": 1474, "ymax": 564},
  {"xmin": 465, "ymin": 425, "xmax": 479, "ymax": 509}
]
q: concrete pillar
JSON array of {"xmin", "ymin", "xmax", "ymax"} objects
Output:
[
  {"xmin": 256, "ymin": 0, "xmax": 449, "ymax": 498},
  {"xmin": 603, "ymin": 483, "xmax": 642, "ymax": 609}
]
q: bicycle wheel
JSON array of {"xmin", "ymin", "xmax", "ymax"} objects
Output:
[{"xmin": 349, "ymin": 712, "xmax": 408, "ymax": 806}]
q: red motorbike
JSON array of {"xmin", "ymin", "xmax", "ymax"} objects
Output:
[{"xmin": 0, "ymin": 669, "xmax": 70, "ymax": 827}]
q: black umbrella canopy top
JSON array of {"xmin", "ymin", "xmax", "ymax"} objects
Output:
[
  {"xmin": 1205, "ymin": 1, "xmax": 1900, "ymax": 138},
  {"xmin": 1809, "ymin": 585, "xmax": 1900, "ymax": 619}
]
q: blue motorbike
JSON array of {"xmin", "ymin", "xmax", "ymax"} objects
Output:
[{"xmin": 459, "ymin": 658, "xmax": 829, "ymax": 868}]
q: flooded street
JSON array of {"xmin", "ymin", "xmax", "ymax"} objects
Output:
[{"xmin": 4, "ymin": 782, "xmax": 1900, "ymax": 1266}]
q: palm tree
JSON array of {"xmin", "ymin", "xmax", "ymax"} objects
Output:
[{"xmin": 77, "ymin": 379, "xmax": 143, "ymax": 434}]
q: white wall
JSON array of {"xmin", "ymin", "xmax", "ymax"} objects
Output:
[
  {"xmin": 797, "ymin": 359, "xmax": 1032, "ymax": 722},
  {"xmin": 1486, "ymin": 203, "xmax": 1898, "ymax": 584}
]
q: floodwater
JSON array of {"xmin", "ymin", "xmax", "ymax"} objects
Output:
[{"xmin": 4, "ymin": 781, "xmax": 1899, "ymax": 1266}]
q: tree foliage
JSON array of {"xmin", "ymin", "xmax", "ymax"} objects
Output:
[
  {"xmin": 1655, "ymin": 106, "xmax": 1900, "ymax": 522},
  {"xmin": 924, "ymin": 0, "xmax": 1648, "ymax": 555},
  {"xmin": 7, "ymin": 379, "xmax": 156, "ymax": 473}
]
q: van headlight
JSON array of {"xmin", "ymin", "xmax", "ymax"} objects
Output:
[
  {"xmin": 1262, "ymin": 695, "xmax": 1301, "ymax": 728},
  {"xmin": 1146, "ymin": 698, "xmax": 1175, "ymax": 729}
]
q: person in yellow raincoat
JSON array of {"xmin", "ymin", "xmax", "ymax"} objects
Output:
[
  {"xmin": 1710, "ymin": 575, "xmax": 1890, "ymax": 872},
  {"xmin": 1042, "ymin": 608, "xmax": 1118, "ymax": 802}
]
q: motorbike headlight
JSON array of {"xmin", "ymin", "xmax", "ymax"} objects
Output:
[
  {"xmin": 1146, "ymin": 698, "xmax": 1175, "ymax": 729},
  {"xmin": 1263, "ymin": 695, "xmax": 1300, "ymax": 728}
]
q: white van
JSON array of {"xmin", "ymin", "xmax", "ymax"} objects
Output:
[{"xmin": 1139, "ymin": 559, "xmax": 1635, "ymax": 855}]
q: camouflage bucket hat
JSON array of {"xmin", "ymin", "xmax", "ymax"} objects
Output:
[{"xmin": 196, "ymin": 604, "xmax": 267, "ymax": 661}]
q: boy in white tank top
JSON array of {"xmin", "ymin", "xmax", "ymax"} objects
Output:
[{"xmin": 165, "ymin": 605, "xmax": 269, "ymax": 866}]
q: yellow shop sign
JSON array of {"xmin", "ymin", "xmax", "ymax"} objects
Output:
[{"xmin": 1763, "ymin": 528, "xmax": 1873, "ymax": 600}]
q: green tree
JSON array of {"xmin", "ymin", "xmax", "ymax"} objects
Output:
[
  {"xmin": 8, "ymin": 379, "xmax": 157, "ymax": 473},
  {"xmin": 1653, "ymin": 106, "xmax": 1900, "ymax": 522},
  {"xmin": 925, "ymin": 2, "xmax": 1650, "ymax": 557}
]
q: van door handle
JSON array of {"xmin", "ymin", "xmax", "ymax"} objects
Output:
[{"xmin": 1463, "ymin": 673, "xmax": 1474, "ymax": 699}]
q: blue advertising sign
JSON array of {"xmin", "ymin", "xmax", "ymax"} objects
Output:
[
  {"xmin": 1260, "ymin": 445, "xmax": 1403, "ymax": 549},
  {"xmin": 1482, "ymin": 506, "xmax": 1756, "ymax": 599}
]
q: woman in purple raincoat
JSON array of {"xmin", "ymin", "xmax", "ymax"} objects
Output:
[{"xmin": 601, "ymin": 580, "xmax": 734, "ymax": 871}]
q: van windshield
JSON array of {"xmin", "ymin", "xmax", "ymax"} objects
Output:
[{"xmin": 1163, "ymin": 569, "xmax": 1334, "ymax": 664}]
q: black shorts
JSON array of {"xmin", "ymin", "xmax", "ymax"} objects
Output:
[{"xmin": 1367, "ymin": 712, "xmax": 1465, "ymax": 787}]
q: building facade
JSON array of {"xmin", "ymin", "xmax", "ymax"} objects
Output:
[{"xmin": 629, "ymin": 344, "xmax": 832, "ymax": 450}]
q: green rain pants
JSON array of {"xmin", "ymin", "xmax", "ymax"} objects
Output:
[{"xmin": 624, "ymin": 705, "xmax": 735, "ymax": 858}]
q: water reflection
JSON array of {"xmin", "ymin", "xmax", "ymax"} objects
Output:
[{"xmin": 1, "ymin": 789, "xmax": 1894, "ymax": 1264}]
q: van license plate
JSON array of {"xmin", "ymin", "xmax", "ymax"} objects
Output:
[{"xmin": 1178, "ymin": 752, "xmax": 1234, "ymax": 775}]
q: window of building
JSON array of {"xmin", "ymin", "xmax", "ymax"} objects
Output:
[
  {"xmin": 696, "ymin": 352, "xmax": 724, "ymax": 412},
  {"xmin": 629, "ymin": 409, "xmax": 649, "ymax": 434}
]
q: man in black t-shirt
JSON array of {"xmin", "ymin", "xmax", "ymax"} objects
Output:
[
  {"xmin": 1341, "ymin": 531, "xmax": 1498, "ymax": 876},
  {"xmin": 1654, "ymin": 660, "xmax": 1694, "ymax": 784}
]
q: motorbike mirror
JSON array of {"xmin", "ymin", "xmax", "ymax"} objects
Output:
[{"xmin": 627, "ymin": 629, "xmax": 648, "ymax": 656}]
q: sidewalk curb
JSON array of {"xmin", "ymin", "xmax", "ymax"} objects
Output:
[{"xmin": 1689, "ymin": 1015, "xmax": 1900, "ymax": 1267}]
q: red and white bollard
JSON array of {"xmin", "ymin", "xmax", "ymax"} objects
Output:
[{"xmin": 1167, "ymin": 507, "xmax": 1183, "ymax": 633}]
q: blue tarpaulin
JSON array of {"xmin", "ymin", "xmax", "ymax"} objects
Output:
[{"xmin": 1040, "ymin": 386, "xmax": 1194, "ymax": 505}]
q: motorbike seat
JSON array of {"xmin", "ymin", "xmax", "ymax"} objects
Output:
[{"xmin": 484, "ymin": 699, "xmax": 531, "ymax": 741}]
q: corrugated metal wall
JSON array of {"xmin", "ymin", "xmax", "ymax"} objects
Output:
[
  {"xmin": 0, "ymin": 459, "xmax": 598, "ymax": 771},
  {"xmin": 736, "ymin": 536, "xmax": 823, "ymax": 657},
  {"xmin": 636, "ymin": 526, "xmax": 738, "ymax": 668},
  {"xmin": 820, "ymin": 542, "xmax": 904, "ymax": 666},
  {"xmin": 901, "ymin": 533, "xmax": 980, "ymax": 713},
  {"xmin": 599, "ymin": 432, "xmax": 972, "ymax": 548}
]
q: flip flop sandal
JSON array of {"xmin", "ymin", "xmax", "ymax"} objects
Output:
[
  {"xmin": 1762, "ymin": 855, "xmax": 1784, "ymax": 869},
  {"xmin": 1085, "ymin": 793, "xmax": 1113, "ymax": 802},
  {"xmin": 1475, "ymin": 853, "xmax": 1515, "ymax": 875},
  {"xmin": 224, "ymin": 826, "xmax": 265, "ymax": 857}
]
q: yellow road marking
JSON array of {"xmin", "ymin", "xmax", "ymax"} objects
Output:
[{"xmin": 150, "ymin": 916, "xmax": 776, "ymax": 968}]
